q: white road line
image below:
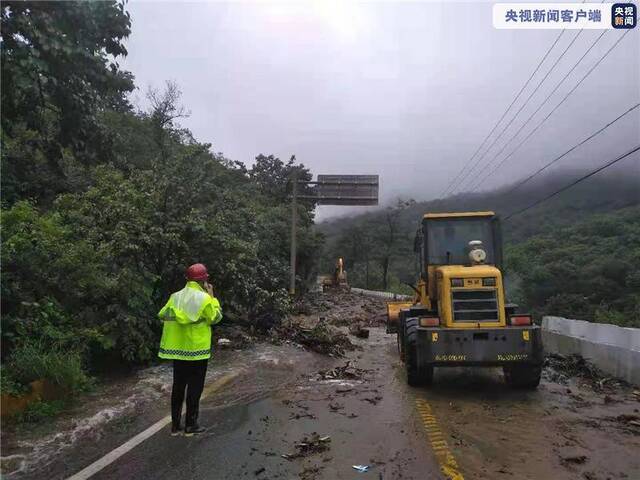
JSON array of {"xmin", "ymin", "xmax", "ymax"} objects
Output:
[
  {"xmin": 66, "ymin": 372, "xmax": 239, "ymax": 480},
  {"xmin": 66, "ymin": 415, "xmax": 171, "ymax": 480}
]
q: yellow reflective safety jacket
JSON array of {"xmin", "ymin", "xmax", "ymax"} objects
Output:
[{"xmin": 158, "ymin": 281, "xmax": 222, "ymax": 361}]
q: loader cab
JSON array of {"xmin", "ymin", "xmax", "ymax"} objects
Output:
[
  {"xmin": 416, "ymin": 212, "xmax": 503, "ymax": 272},
  {"xmin": 413, "ymin": 212, "xmax": 505, "ymax": 325}
]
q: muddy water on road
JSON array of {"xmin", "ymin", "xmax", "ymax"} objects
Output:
[
  {"xmin": 421, "ymin": 367, "xmax": 640, "ymax": 480},
  {"xmin": 1, "ymin": 343, "xmax": 327, "ymax": 479},
  {"xmin": 93, "ymin": 326, "xmax": 443, "ymax": 480},
  {"xmin": 3, "ymin": 291, "xmax": 639, "ymax": 480}
]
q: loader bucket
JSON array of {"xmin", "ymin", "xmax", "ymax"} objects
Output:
[{"xmin": 386, "ymin": 301, "xmax": 413, "ymax": 334}]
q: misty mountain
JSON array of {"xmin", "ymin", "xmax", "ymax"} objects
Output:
[{"xmin": 318, "ymin": 166, "xmax": 639, "ymax": 244}]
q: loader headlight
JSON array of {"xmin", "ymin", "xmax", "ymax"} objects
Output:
[
  {"xmin": 482, "ymin": 277, "xmax": 496, "ymax": 287},
  {"xmin": 450, "ymin": 278, "xmax": 464, "ymax": 287}
]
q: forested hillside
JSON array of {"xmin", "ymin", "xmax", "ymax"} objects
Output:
[
  {"xmin": 319, "ymin": 169, "xmax": 640, "ymax": 327},
  {"xmin": 1, "ymin": 2, "xmax": 320, "ymax": 392}
]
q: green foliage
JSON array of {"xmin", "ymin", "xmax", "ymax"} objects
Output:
[
  {"xmin": 1, "ymin": 98, "xmax": 321, "ymax": 374},
  {"xmin": 1, "ymin": 201, "xmax": 116, "ymax": 363},
  {"xmin": 1, "ymin": 3, "xmax": 323, "ymax": 385},
  {"xmin": 16, "ymin": 400, "xmax": 66, "ymax": 424},
  {"xmin": 1, "ymin": 1, "xmax": 134, "ymax": 203},
  {"xmin": 506, "ymin": 207, "xmax": 640, "ymax": 327},
  {"xmin": 1, "ymin": 124, "xmax": 321, "ymax": 367},
  {"xmin": 6, "ymin": 342, "xmax": 91, "ymax": 393},
  {"xmin": 1, "ymin": 366, "xmax": 29, "ymax": 396}
]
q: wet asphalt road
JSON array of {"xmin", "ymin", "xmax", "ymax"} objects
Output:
[
  {"xmin": 86, "ymin": 329, "xmax": 443, "ymax": 480},
  {"xmin": 8, "ymin": 320, "xmax": 640, "ymax": 480}
]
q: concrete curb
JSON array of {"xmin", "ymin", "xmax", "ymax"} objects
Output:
[
  {"xmin": 542, "ymin": 316, "xmax": 640, "ymax": 386},
  {"xmin": 350, "ymin": 287, "xmax": 412, "ymax": 301}
]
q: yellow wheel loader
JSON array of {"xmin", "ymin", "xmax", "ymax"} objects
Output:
[{"xmin": 389, "ymin": 212, "xmax": 543, "ymax": 389}]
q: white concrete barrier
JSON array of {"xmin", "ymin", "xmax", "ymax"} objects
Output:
[
  {"xmin": 350, "ymin": 287, "xmax": 412, "ymax": 301},
  {"xmin": 542, "ymin": 316, "xmax": 640, "ymax": 385}
]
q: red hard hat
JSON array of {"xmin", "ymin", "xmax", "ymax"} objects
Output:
[{"xmin": 185, "ymin": 263, "xmax": 209, "ymax": 281}]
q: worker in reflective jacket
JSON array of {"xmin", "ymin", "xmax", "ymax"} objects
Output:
[{"xmin": 158, "ymin": 263, "xmax": 222, "ymax": 436}]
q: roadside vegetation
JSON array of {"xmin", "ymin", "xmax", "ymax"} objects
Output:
[
  {"xmin": 506, "ymin": 206, "xmax": 640, "ymax": 327},
  {"xmin": 1, "ymin": 1, "xmax": 321, "ymax": 398}
]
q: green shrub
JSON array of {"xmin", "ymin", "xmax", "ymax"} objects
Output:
[
  {"xmin": 17, "ymin": 400, "xmax": 66, "ymax": 424},
  {"xmin": 594, "ymin": 307, "xmax": 634, "ymax": 328},
  {"xmin": 0, "ymin": 366, "xmax": 29, "ymax": 396},
  {"xmin": 6, "ymin": 342, "xmax": 92, "ymax": 393}
]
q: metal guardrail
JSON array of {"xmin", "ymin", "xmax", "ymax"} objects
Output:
[{"xmin": 350, "ymin": 287, "xmax": 412, "ymax": 301}]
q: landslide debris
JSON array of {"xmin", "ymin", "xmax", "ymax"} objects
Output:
[
  {"xmin": 281, "ymin": 433, "xmax": 331, "ymax": 460},
  {"xmin": 294, "ymin": 292, "xmax": 387, "ymax": 328},
  {"xmin": 315, "ymin": 361, "xmax": 369, "ymax": 381},
  {"xmin": 270, "ymin": 291, "xmax": 388, "ymax": 356},
  {"xmin": 212, "ymin": 323, "xmax": 256, "ymax": 349},
  {"xmin": 612, "ymin": 413, "xmax": 640, "ymax": 434},
  {"xmin": 274, "ymin": 320, "xmax": 355, "ymax": 356},
  {"xmin": 348, "ymin": 324, "xmax": 370, "ymax": 339},
  {"xmin": 543, "ymin": 353, "xmax": 629, "ymax": 391},
  {"xmin": 300, "ymin": 465, "xmax": 324, "ymax": 480}
]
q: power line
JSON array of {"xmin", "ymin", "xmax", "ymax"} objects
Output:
[
  {"xmin": 445, "ymin": 0, "xmax": 595, "ymax": 196},
  {"xmin": 503, "ymin": 144, "xmax": 640, "ymax": 221},
  {"xmin": 450, "ymin": 29, "xmax": 583, "ymax": 195},
  {"xmin": 502, "ymin": 103, "xmax": 640, "ymax": 196},
  {"xmin": 463, "ymin": 29, "xmax": 608, "ymax": 193},
  {"xmin": 469, "ymin": 28, "xmax": 631, "ymax": 193},
  {"xmin": 438, "ymin": 30, "xmax": 566, "ymax": 198}
]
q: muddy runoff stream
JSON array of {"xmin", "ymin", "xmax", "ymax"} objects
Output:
[{"xmin": 2, "ymin": 291, "xmax": 639, "ymax": 480}]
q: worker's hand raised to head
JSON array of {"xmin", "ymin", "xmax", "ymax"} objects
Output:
[{"xmin": 204, "ymin": 282, "xmax": 215, "ymax": 297}]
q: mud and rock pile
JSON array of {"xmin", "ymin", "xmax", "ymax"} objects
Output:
[
  {"xmin": 543, "ymin": 353, "xmax": 629, "ymax": 391},
  {"xmin": 293, "ymin": 291, "xmax": 387, "ymax": 327},
  {"xmin": 212, "ymin": 324, "xmax": 255, "ymax": 349},
  {"xmin": 281, "ymin": 433, "xmax": 331, "ymax": 460},
  {"xmin": 315, "ymin": 361, "xmax": 369, "ymax": 381},
  {"xmin": 272, "ymin": 320, "xmax": 356, "ymax": 357},
  {"xmin": 292, "ymin": 294, "xmax": 333, "ymax": 315},
  {"xmin": 270, "ymin": 291, "xmax": 388, "ymax": 356}
]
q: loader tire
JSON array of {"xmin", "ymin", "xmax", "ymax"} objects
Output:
[
  {"xmin": 503, "ymin": 364, "xmax": 542, "ymax": 390},
  {"xmin": 398, "ymin": 314, "xmax": 406, "ymax": 362},
  {"xmin": 405, "ymin": 318, "xmax": 433, "ymax": 387},
  {"xmin": 397, "ymin": 331, "xmax": 404, "ymax": 362}
]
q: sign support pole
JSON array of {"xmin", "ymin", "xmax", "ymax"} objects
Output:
[
  {"xmin": 288, "ymin": 170, "xmax": 378, "ymax": 295},
  {"xmin": 289, "ymin": 167, "xmax": 298, "ymax": 295}
]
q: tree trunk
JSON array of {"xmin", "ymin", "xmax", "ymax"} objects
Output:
[
  {"xmin": 382, "ymin": 257, "xmax": 389, "ymax": 290},
  {"xmin": 365, "ymin": 258, "xmax": 370, "ymax": 289}
]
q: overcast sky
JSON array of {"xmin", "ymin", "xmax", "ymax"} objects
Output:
[{"xmin": 122, "ymin": 1, "xmax": 639, "ymax": 218}]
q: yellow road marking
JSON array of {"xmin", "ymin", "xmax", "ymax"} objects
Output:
[
  {"xmin": 415, "ymin": 398, "xmax": 465, "ymax": 480},
  {"xmin": 201, "ymin": 371, "xmax": 239, "ymax": 398}
]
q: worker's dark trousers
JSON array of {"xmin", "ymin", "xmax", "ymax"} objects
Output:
[{"xmin": 171, "ymin": 359, "xmax": 208, "ymax": 429}]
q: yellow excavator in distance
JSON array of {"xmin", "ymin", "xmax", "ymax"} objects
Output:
[
  {"xmin": 321, "ymin": 257, "xmax": 350, "ymax": 292},
  {"xmin": 388, "ymin": 211, "xmax": 543, "ymax": 389}
]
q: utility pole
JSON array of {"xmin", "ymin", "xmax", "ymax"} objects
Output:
[{"xmin": 289, "ymin": 164, "xmax": 298, "ymax": 295}]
